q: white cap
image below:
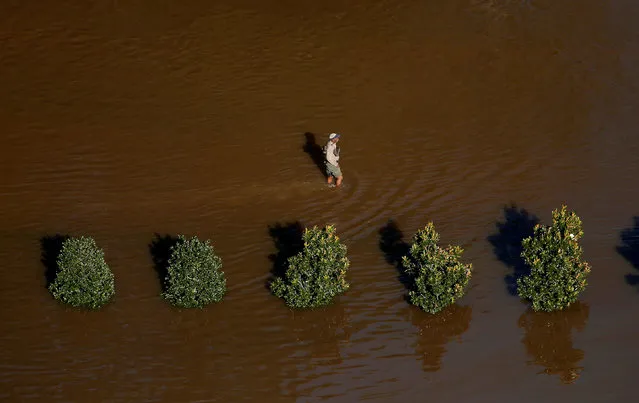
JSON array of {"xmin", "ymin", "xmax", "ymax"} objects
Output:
[{"xmin": 329, "ymin": 133, "xmax": 340, "ymax": 139}]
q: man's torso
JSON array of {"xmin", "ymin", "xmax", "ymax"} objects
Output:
[{"xmin": 324, "ymin": 142, "xmax": 340, "ymax": 165}]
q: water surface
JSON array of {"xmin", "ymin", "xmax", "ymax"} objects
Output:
[{"xmin": 1, "ymin": 0, "xmax": 639, "ymax": 401}]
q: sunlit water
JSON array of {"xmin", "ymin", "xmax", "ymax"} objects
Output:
[{"xmin": 1, "ymin": 0, "xmax": 639, "ymax": 401}]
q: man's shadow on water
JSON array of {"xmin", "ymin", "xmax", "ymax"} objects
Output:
[
  {"xmin": 379, "ymin": 220, "xmax": 413, "ymax": 296},
  {"xmin": 617, "ymin": 217, "xmax": 639, "ymax": 287},
  {"xmin": 40, "ymin": 234, "xmax": 70, "ymax": 287},
  {"xmin": 149, "ymin": 234, "xmax": 179, "ymax": 292},
  {"xmin": 303, "ymin": 132, "xmax": 325, "ymax": 178},
  {"xmin": 266, "ymin": 222, "xmax": 305, "ymax": 290},
  {"xmin": 487, "ymin": 204, "xmax": 539, "ymax": 296}
]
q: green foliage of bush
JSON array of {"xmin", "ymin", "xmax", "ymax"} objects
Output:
[
  {"xmin": 402, "ymin": 223, "xmax": 472, "ymax": 314},
  {"xmin": 271, "ymin": 225, "xmax": 350, "ymax": 309},
  {"xmin": 518, "ymin": 205, "xmax": 591, "ymax": 312},
  {"xmin": 48, "ymin": 236, "xmax": 115, "ymax": 309},
  {"xmin": 163, "ymin": 235, "xmax": 226, "ymax": 308}
]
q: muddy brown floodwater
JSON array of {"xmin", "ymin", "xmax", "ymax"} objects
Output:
[{"xmin": 1, "ymin": 0, "xmax": 639, "ymax": 401}]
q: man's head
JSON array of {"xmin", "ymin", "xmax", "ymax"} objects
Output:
[{"xmin": 329, "ymin": 133, "xmax": 341, "ymax": 143}]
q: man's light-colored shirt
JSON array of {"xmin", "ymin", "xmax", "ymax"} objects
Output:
[{"xmin": 325, "ymin": 141, "xmax": 340, "ymax": 166}]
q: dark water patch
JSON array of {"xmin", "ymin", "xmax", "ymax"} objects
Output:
[
  {"xmin": 303, "ymin": 132, "xmax": 326, "ymax": 179},
  {"xmin": 378, "ymin": 220, "xmax": 412, "ymax": 293},
  {"xmin": 290, "ymin": 305, "xmax": 352, "ymax": 363},
  {"xmin": 267, "ymin": 222, "xmax": 304, "ymax": 290},
  {"xmin": 487, "ymin": 204, "xmax": 539, "ymax": 296},
  {"xmin": 410, "ymin": 304, "xmax": 473, "ymax": 373},
  {"xmin": 40, "ymin": 234, "xmax": 69, "ymax": 288},
  {"xmin": 149, "ymin": 233, "xmax": 179, "ymax": 293},
  {"xmin": 518, "ymin": 302, "xmax": 590, "ymax": 384},
  {"xmin": 617, "ymin": 217, "xmax": 639, "ymax": 287}
]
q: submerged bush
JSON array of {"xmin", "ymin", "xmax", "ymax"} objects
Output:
[
  {"xmin": 402, "ymin": 223, "xmax": 472, "ymax": 314},
  {"xmin": 163, "ymin": 235, "xmax": 226, "ymax": 308},
  {"xmin": 48, "ymin": 236, "xmax": 115, "ymax": 309},
  {"xmin": 271, "ymin": 225, "xmax": 350, "ymax": 309},
  {"xmin": 518, "ymin": 205, "xmax": 591, "ymax": 312}
]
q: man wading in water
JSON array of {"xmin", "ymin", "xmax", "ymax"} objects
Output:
[{"xmin": 324, "ymin": 133, "xmax": 343, "ymax": 187}]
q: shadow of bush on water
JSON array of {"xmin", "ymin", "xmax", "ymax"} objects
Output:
[
  {"xmin": 379, "ymin": 220, "xmax": 413, "ymax": 294},
  {"xmin": 518, "ymin": 302, "xmax": 589, "ymax": 384},
  {"xmin": 303, "ymin": 132, "xmax": 326, "ymax": 178},
  {"xmin": 149, "ymin": 233, "xmax": 179, "ymax": 293},
  {"xmin": 487, "ymin": 204, "xmax": 539, "ymax": 296},
  {"xmin": 266, "ymin": 222, "xmax": 305, "ymax": 291},
  {"xmin": 40, "ymin": 234, "xmax": 70, "ymax": 288},
  {"xmin": 617, "ymin": 217, "xmax": 639, "ymax": 287},
  {"xmin": 410, "ymin": 304, "xmax": 473, "ymax": 372}
]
